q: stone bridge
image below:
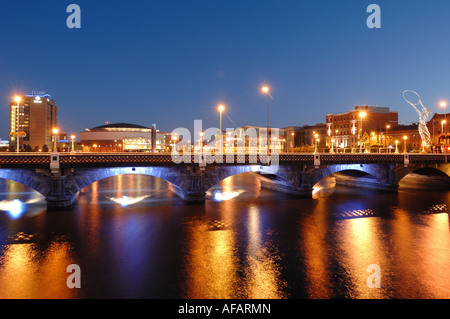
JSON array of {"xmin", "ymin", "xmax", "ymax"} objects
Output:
[{"xmin": 0, "ymin": 152, "xmax": 449, "ymax": 209}]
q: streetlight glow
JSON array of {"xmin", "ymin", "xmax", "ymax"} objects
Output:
[{"xmin": 261, "ymin": 86, "xmax": 269, "ymax": 94}]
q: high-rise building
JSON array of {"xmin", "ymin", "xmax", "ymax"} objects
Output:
[{"xmin": 9, "ymin": 92, "xmax": 58, "ymax": 151}]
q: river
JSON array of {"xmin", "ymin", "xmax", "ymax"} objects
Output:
[{"xmin": 0, "ymin": 173, "xmax": 449, "ymax": 299}]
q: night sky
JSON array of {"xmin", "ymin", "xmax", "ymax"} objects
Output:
[{"xmin": 1, "ymin": 0, "xmax": 450, "ymax": 139}]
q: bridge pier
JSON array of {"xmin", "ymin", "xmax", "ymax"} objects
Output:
[{"xmin": 45, "ymin": 176, "xmax": 77, "ymax": 209}]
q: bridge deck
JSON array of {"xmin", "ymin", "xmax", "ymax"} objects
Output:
[{"xmin": 0, "ymin": 152, "xmax": 446, "ymax": 169}]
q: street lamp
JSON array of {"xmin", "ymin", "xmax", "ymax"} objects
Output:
[
  {"xmin": 386, "ymin": 125, "xmax": 390, "ymax": 151},
  {"xmin": 199, "ymin": 130, "xmax": 204, "ymax": 148},
  {"xmin": 14, "ymin": 96, "xmax": 21, "ymax": 153},
  {"xmin": 395, "ymin": 140, "xmax": 399, "ymax": 154},
  {"xmin": 403, "ymin": 135, "xmax": 408, "ymax": 153},
  {"xmin": 441, "ymin": 101, "xmax": 447, "ymax": 162},
  {"xmin": 218, "ymin": 104, "xmax": 225, "ymax": 152},
  {"xmin": 359, "ymin": 111, "xmax": 366, "ymax": 153},
  {"xmin": 70, "ymin": 134, "xmax": 76, "ymax": 153},
  {"xmin": 331, "ymin": 138, "xmax": 335, "ymax": 154},
  {"xmin": 314, "ymin": 133, "xmax": 319, "ymax": 154},
  {"xmin": 261, "ymin": 85, "xmax": 270, "ymax": 154},
  {"xmin": 52, "ymin": 128, "xmax": 59, "ymax": 152}
]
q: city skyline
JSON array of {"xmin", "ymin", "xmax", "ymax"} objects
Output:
[{"xmin": 2, "ymin": 1, "xmax": 450, "ymax": 138}]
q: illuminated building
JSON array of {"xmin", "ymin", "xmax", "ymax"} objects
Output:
[
  {"xmin": 221, "ymin": 126, "xmax": 287, "ymax": 153},
  {"xmin": 326, "ymin": 106, "xmax": 398, "ymax": 150},
  {"xmin": 9, "ymin": 92, "xmax": 58, "ymax": 150},
  {"xmin": 80, "ymin": 122, "xmax": 165, "ymax": 152}
]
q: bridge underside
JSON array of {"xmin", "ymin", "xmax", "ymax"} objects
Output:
[{"xmin": 0, "ymin": 162, "xmax": 449, "ymax": 209}]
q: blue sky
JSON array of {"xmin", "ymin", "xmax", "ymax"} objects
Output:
[{"xmin": 1, "ymin": 0, "xmax": 450, "ymax": 138}]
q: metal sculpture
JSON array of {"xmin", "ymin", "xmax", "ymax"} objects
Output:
[{"xmin": 402, "ymin": 90, "xmax": 432, "ymax": 147}]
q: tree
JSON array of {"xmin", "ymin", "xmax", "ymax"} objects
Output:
[{"xmin": 42, "ymin": 144, "xmax": 49, "ymax": 152}]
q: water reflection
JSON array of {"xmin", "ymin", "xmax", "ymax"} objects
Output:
[{"xmin": 0, "ymin": 173, "xmax": 449, "ymax": 298}]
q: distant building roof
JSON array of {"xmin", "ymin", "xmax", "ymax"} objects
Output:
[{"xmin": 91, "ymin": 123, "xmax": 150, "ymax": 130}]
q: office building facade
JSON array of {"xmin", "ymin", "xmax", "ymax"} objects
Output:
[{"xmin": 9, "ymin": 92, "xmax": 58, "ymax": 150}]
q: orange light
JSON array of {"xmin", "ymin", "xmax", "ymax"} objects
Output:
[
  {"xmin": 52, "ymin": 128, "xmax": 59, "ymax": 135},
  {"xmin": 360, "ymin": 111, "xmax": 367, "ymax": 118},
  {"xmin": 14, "ymin": 96, "xmax": 21, "ymax": 103},
  {"xmin": 440, "ymin": 101, "xmax": 448, "ymax": 108},
  {"xmin": 218, "ymin": 104, "xmax": 225, "ymax": 112},
  {"xmin": 261, "ymin": 86, "xmax": 269, "ymax": 94}
]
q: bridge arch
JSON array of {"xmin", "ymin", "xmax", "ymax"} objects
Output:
[
  {"xmin": 201, "ymin": 164, "xmax": 302, "ymax": 196},
  {"xmin": 309, "ymin": 164, "xmax": 392, "ymax": 188},
  {"xmin": 64, "ymin": 166, "xmax": 193, "ymax": 200},
  {"xmin": 396, "ymin": 166, "xmax": 450, "ymax": 189},
  {"xmin": 0, "ymin": 169, "xmax": 51, "ymax": 197}
]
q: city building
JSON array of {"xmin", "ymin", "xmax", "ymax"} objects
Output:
[
  {"xmin": 9, "ymin": 92, "xmax": 58, "ymax": 151},
  {"xmin": 80, "ymin": 123, "xmax": 165, "ymax": 152},
  {"xmin": 427, "ymin": 113, "xmax": 449, "ymax": 151},
  {"xmin": 326, "ymin": 106, "xmax": 398, "ymax": 150},
  {"xmin": 0, "ymin": 139, "xmax": 9, "ymax": 152},
  {"xmin": 216, "ymin": 126, "xmax": 287, "ymax": 153},
  {"xmin": 284, "ymin": 124, "xmax": 326, "ymax": 152}
]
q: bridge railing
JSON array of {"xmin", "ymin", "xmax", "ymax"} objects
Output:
[
  {"xmin": 0, "ymin": 152, "xmax": 447, "ymax": 169},
  {"xmin": 0, "ymin": 153, "xmax": 50, "ymax": 168}
]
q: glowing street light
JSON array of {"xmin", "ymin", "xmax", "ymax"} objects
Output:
[
  {"xmin": 70, "ymin": 134, "xmax": 76, "ymax": 153},
  {"xmin": 314, "ymin": 133, "xmax": 319, "ymax": 154},
  {"xmin": 14, "ymin": 96, "xmax": 21, "ymax": 153},
  {"xmin": 395, "ymin": 140, "xmax": 399, "ymax": 154},
  {"xmin": 52, "ymin": 128, "xmax": 59, "ymax": 152},
  {"xmin": 403, "ymin": 135, "xmax": 408, "ymax": 153},
  {"xmin": 218, "ymin": 104, "xmax": 225, "ymax": 152},
  {"xmin": 386, "ymin": 124, "xmax": 390, "ymax": 150},
  {"xmin": 261, "ymin": 85, "xmax": 270, "ymax": 154},
  {"xmin": 441, "ymin": 101, "xmax": 448, "ymax": 161},
  {"xmin": 359, "ymin": 111, "xmax": 366, "ymax": 153}
]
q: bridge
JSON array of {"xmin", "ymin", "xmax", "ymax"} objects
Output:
[{"xmin": 0, "ymin": 152, "xmax": 449, "ymax": 209}]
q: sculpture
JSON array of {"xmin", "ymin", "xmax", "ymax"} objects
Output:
[{"xmin": 402, "ymin": 90, "xmax": 432, "ymax": 148}]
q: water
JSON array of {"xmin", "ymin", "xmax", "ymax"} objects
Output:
[{"xmin": 0, "ymin": 173, "xmax": 449, "ymax": 299}]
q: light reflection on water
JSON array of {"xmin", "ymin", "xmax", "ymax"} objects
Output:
[{"xmin": 0, "ymin": 174, "xmax": 449, "ymax": 298}]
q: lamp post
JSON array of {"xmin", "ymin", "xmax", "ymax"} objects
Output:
[
  {"xmin": 440, "ymin": 101, "xmax": 448, "ymax": 162},
  {"xmin": 52, "ymin": 128, "xmax": 59, "ymax": 152},
  {"xmin": 403, "ymin": 135, "xmax": 408, "ymax": 153},
  {"xmin": 14, "ymin": 96, "xmax": 21, "ymax": 153},
  {"xmin": 171, "ymin": 135, "xmax": 178, "ymax": 152},
  {"xmin": 442, "ymin": 120, "xmax": 446, "ymax": 153},
  {"xmin": 291, "ymin": 132, "xmax": 295, "ymax": 153},
  {"xmin": 359, "ymin": 111, "xmax": 366, "ymax": 153},
  {"xmin": 386, "ymin": 125, "xmax": 390, "ymax": 152},
  {"xmin": 314, "ymin": 133, "xmax": 319, "ymax": 154},
  {"xmin": 199, "ymin": 130, "xmax": 204, "ymax": 151},
  {"xmin": 395, "ymin": 140, "xmax": 399, "ymax": 154},
  {"xmin": 218, "ymin": 104, "xmax": 224, "ymax": 152},
  {"xmin": 70, "ymin": 134, "xmax": 76, "ymax": 153},
  {"xmin": 261, "ymin": 85, "xmax": 270, "ymax": 154},
  {"xmin": 331, "ymin": 138, "xmax": 335, "ymax": 154}
]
